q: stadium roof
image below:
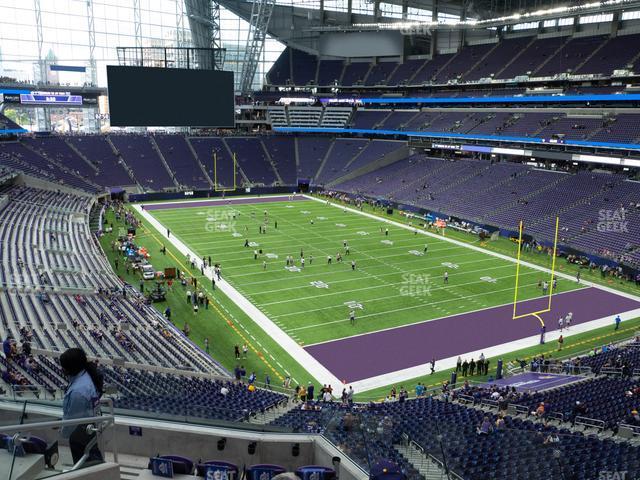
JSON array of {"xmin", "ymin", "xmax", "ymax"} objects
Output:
[{"xmin": 220, "ymin": 0, "xmax": 640, "ymax": 53}]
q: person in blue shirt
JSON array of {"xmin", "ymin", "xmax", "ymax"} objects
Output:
[
  {"xmin": 615, "ymin": 315, "xmax": 622, "ymax": 330},
  {"xmin": 60, "ymin": 348, "xmax": 104, "ymax": 464}
]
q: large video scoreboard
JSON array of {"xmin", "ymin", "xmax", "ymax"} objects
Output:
[{"xmin": 106, "ymin": 66, "xmax": 235, "ymax": 127}]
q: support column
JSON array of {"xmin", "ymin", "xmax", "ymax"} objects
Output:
[
  {"xmin": 460, "ymin": 0, "xmax": 467, "ymax": 48},
  {"xmin": 86, "ymin": 0, "xmax": 97, "ymax": 86},
  {"xmin": 430, "ymin": 0, "xmax": 438, "ymax": 58},
  {"xmin": 611, "ymin": 11, "xmax": 620, "ymax": 37},
  {"xmin": 176, "ymin": 0, "xmax": 186, "ymax": 47},
  {"xmin": 239, "ymin": 0, "xmax": 276, "ymax": 95},
  {"xmin": 132, "ymin": 0, "xmax": 143, "ymax": 66},
  {"xmin": 33, "ymin": 0, "xmax": 45, "ymax": 85},
  {"xmin": 373, "ymin": 0, "xmax": 381, "ymax": 21}
]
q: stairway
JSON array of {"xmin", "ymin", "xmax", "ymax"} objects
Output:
[
  {"xmin": 482, "ymin": 172, "xmax": 570, "ymax": 221},
  {"xmin": 313, "ymin": 139, "xmax": 336, "ymax": 183},
  {"xmin": 21, "ymin": 142, "xmax": 103, "ymax": 191},
  {"xmin": 221, "ymin": 138, "xmax": 251, "ymax": 186},
  {"xmin": 460, "ymin": 41, "xmax": 501, "ymax": 81},
  {"xmin": 493, "ymin": 36, "xmax": 537, "ymax": 79},
  {"xmin": 64, "ymin": 138, "xmax": 99, "ymax": 174},
  {"xmin": 574, "ymin": 37, "xmax": 609, "ymax": 73},
  {"xmin": 148, "ymin": 136, "xmax": 180, "ymax": 188},
  {"xmin": 260, "ymin": 139, "xmax": 285, "ymax": 185},
  {"xmin": 185, "ymin": 136, "xmax": 215, "ymax": 188},
  {"xmin": 249, "ymin": 398, "xmax": 298, "ymax": 425},
  {"xmin": 294, "ymin": 137, "xmax": 301, "ymax": 174},
  {"xmin": 394, "ymin": 441, "xmax": 449, "ymax": 480},
  {"xmin": 106, "ymin": 136, "xmax": 140, "ymax": 189},
  {"xmin": 531, "ymin": 36, "xmax": 570, "ymax": 77}
]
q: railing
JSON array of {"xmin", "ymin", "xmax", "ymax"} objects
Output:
[
  {"xmin": 545, "ymin": 364, "xmax": 592, "ymax": 375},
  {"xmin": 8, "ymin": 384, "xmax": 59, "ymax": 402},
  {"xmin": 599, "ymin": 366, "xmax": 624, "ymax": 376},
  {"xmin": 617, "ymin": 423, "xmax": 640, "ymax": 439},
  {"xmin": 456, "ymin": 394, "xmax": 475, "ymax": 405},
  {"xmin": 547, "ymin": 411, "xmax": 565, "ymax": 422},
  {"xmin": 404, "ymin": 436, "xmax": 464, "ymax": 480},
  {"xmin": 508, "ymin": 403, "xmax": 530, "ymax": 416},
  {"xmin": 480, "ymin": 398, "xmax": 500, "ymax": 410},
  {"xmin": 574, "ymin": 416, "xmax": 605, "ymax": 431},
  {"xmin": 0, "ymin": 412, "xmax": 116, "ymax": 479}
]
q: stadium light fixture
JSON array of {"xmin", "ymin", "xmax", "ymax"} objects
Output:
[{"xmin": 319, "ymin": 0, "xmax": 640, "ymax": 32}]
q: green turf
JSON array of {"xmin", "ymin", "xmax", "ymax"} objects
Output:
[
  {"xmin": 99, "ymin": 208, "xmax": 315, "ymax": 390},
  {"xmin": 148, "ymin": 198, "xmax": 583, "ymax": 347},
  {"xmin": 98, "ymin": 197, "xmax": 640, "ymax": 399}
]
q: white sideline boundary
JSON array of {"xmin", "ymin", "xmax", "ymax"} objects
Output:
[
  {"xmin": 304, "ymin": 195, "xmax": 640, "ymax": 302},
  {"xmin": 302, "ymin": 195, "xmax": 640, "ymax": 392},
  {"xmin": 346, "ymin": 306, "xmax": 640, "ymax": 393},
  {"xmin": 133, "ymin": 204, "xmax": 343, "ymax": 388},
  {"xmin": 133, "ymin": 196, "xmax": 640, "ymax": 395},
  {"xmin": 139, "ymin": 194, "xmax": 296, "ymax": 209}
]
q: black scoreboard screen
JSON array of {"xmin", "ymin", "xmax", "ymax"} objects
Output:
[{"xmin": 107, "ymin": 66, "xmax": 234, "ymax": 127}]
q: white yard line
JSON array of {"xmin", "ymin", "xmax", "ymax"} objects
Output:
[
  {"xmin": 347, "ymin": 306, "xmax": 640, "ymax": 392},
  {"xmin": 134, "ymin": 203, "xmax": 343, "ymax": 388},
  {"xmin": 135, "ymin": 195, "xmax": 640, "ymax": 395},
  {"xmin": 259, "ymin": 263, "xmax": 531, "ymax": 305},
  {"xmin": 302, "ymin": 286, "xmax": 592, "ymax": 347},
  {"xmin": 286, "ymin": 276, "xmax": 543, "ymax": 328},
  {"xmin": 303, "ymin": 195, "xmax": 640, "ymax": 302}
]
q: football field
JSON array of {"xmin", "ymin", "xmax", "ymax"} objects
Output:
[{"xmin": 138, "ymin": 195, "xmax": 640, "ymax": 390}]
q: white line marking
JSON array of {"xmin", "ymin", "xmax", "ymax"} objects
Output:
[{"xmin": 134, "ymin": 203, "xmax": 342, "ymax": 388}]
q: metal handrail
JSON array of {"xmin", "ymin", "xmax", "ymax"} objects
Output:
[
  {"xmin": 0, "ymin": 415, "xmax": 114, "ymax": 434},
  {"xmin": 2, "ymin": 414, "xmax": 116, "ymax": 474},
  {"xmin": 599, "ymin": 367, "xmax": 624, "ymax": 376},
  {"xmin": 618, "ymin": 423, "xmax": 640, "ymax": 436},
  {"xmin": 575, "ymin": 415, "xmax": 605, "ymax": 431}
]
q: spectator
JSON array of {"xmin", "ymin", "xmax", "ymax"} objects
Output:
[
  {"xmin": 59, "ymin": 348, "xmax": 104, "ymax": 464},
  {"xmin": 478, "ymin": 416, "xmax": 493, "ymax": 435},
  {"xmin": 533, "ymin": 402, "xmax": 546, "ymax": 418}
]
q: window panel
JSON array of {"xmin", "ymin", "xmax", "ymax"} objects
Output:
[{"xmin": 0, "ymin": 0, "xmax": 285, "ymax": 91}]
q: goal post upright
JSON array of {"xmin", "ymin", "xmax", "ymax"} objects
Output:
[
  {"xmin": 213, "ymin": 151, "xmax": 238, "ymax": 192},
  {"xmin": 512, "ymin": 216, "xmax": 560, "ymax": 327},
  {"xmin": 547, "ymin": 215, "xmax": 560, "ymax": 311},
  {"xmin": 512, "ymin": 220, "xmax": 525, "ymax": 320}
]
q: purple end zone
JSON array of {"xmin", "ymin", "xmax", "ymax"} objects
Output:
[
  {"xmin": 143, "ymin": 195, "xmax": 307, "ymax": 211},
  {"xmin": 482, "ymin": 372, "xmax": 584, "ymax": 392},
  {"xmin": 305, "ymin": 287, "xmax": 640, "ymax": 382}
]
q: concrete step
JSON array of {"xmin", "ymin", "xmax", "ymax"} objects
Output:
[
  {"xmin": 394, "ymin": 443, "xmax": 448, "ymax": 480},
  {"xmin": 249, "ymin": 398, "xmax": 297, "ymax": 425}
]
